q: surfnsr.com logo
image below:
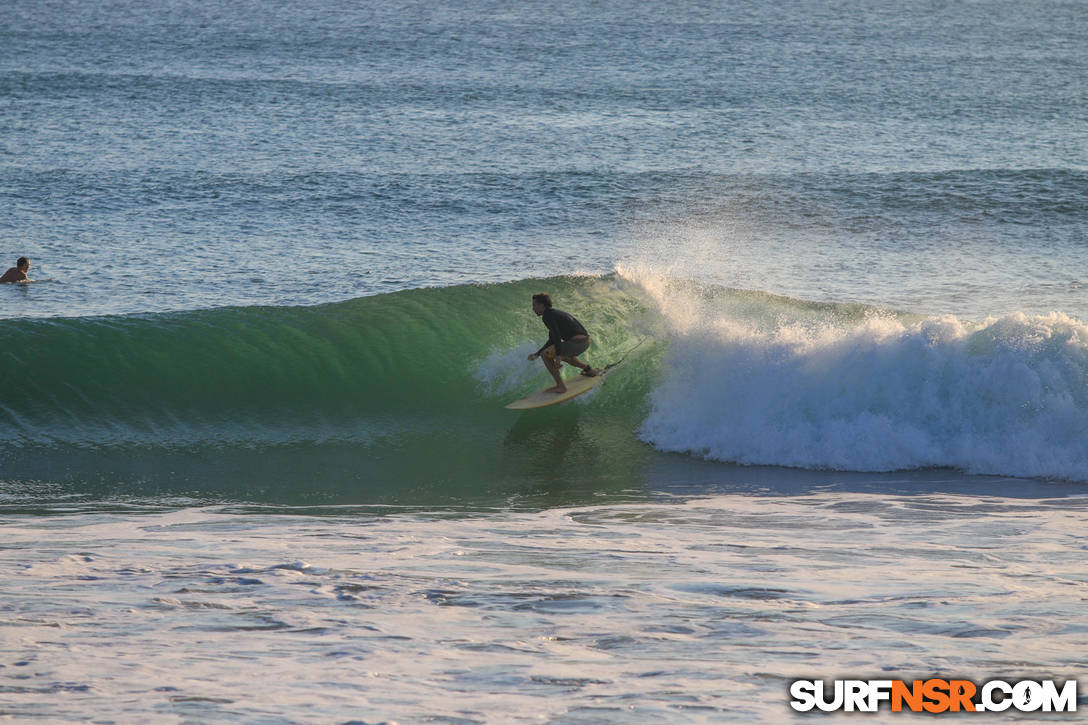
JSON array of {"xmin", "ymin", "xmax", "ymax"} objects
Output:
[{"xmin": 789, "ymin": 679, "xmax": 1077, "ymax": 713}]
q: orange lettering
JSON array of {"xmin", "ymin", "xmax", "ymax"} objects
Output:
[
  {"xmin": 892, "ymin": 680, "xmax": 924, "ymax": 712},
  {"xmin": 949, "ymin": 680, "xmax": 977, "ymax": 712},
  {"xmin": 923, "ymin": 679, "xmax": 951, "ymax": 713}
]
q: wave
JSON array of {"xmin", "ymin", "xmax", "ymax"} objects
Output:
[
  {"xmin": 0, "ymin": 276, "xmax": 657, "ymax": 500},
  {"xmin": 3, "ymin": 271, "xmax": 1088, "ymax": 493},
  {"xmin": 0, "ymin": 276, "xmax": 652, "ymax": 443},
  {"xmin": 626, "ymin": 265, "xmax": 1088, "ymax": 480}
]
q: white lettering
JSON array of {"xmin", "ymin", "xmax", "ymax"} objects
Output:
[
  {"xmin": 817, "ymin": 680, "xmax": 844, "ymax": 712},
  {"xmin": 789, "ymin": 680, "xmax": 817, "ymax": 712},
  {"xmin": 1014, "ymin": 681, "xmax": 1043, "ymax": 711},
  {"xmin": 868, "ymin": 680, "xmax": 893, "ymax": 711},
  {"xmin": 1040, "ymin": 680, "xmax": 1077, "ymax": 712},
  {"xmin": 981, "ymin": 680, "xmax": 1012, "ymax": 712},
  {"xmin": 845, "ymin": 680, "xmax": 869, "ymax": 712},
  {"xmin": 790, "ymin": 677, "xmax": 1077, "ymax": 714}
]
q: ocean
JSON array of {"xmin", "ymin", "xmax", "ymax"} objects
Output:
[{"xmin": 2, "ymin": 0, "xmax": 1087, "ymax": 721}]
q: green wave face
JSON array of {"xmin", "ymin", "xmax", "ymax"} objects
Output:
[
  {"xmin": 0, "ymin": 276, "xmax": 662, "ymax": 505},
  {"xmin": 9, "ymin": 271, "xmax": 1087, "ymax": 506}
]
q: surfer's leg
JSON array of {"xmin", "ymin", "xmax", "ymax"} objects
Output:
[
  {"xmin": 557, "ymin": 338, "xmax": 594, "ymax": 376},
  {"xmin": 542, "ymin": 347, "xmax": 567, "ymax": 393},
  {"xmin": 561, "ymin": 355, "xmax": 596, "ymax": 376}
]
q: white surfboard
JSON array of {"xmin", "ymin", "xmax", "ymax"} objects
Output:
[
  {"xmin": 505, "ymin": 373, "xmax": 602, "ymax": 410},
  {"xmin": 504, "ymin": 363, "xmax": 617, "ymax": 410}
]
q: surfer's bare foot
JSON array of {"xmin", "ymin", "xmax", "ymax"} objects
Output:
[{"xmin": 546, "ymin": 384, "xmax": 567, "ymax": 394}]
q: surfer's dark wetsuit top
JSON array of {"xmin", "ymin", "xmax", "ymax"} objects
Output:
[{"xmin": 537, "ymin": 308, "xmax": 589, "ymax": 357}]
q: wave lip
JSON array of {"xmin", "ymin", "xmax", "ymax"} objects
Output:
[
  {"xmin": 0, "ymin": 273, "xmax": 655, "ymax": 436},
  {"xmin": 6, "ymin": 270, "xmax": 1088, "ymax": 486},
  {"xmin": 634, "ymin": 275, "xmax": 1088, "ymax": 481}
]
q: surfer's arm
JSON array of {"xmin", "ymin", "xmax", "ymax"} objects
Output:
[{"xmin": 535, "ymin": 317, "xmax": 561, "ymax": 357}]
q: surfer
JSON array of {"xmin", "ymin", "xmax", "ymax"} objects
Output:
[
  {"xmin": 0, "ymin": 257, "xmax": 30, "ymax": 283},
  {"xmin": 528, "ymin": 293, "xmax": 598, "ymax": 394}
]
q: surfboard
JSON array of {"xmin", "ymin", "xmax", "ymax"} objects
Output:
[{"xmin": 505, "ymin": 364, "xmax": 615, "ymax": 410}]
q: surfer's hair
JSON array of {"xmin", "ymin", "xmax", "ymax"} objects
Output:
[
  {"xmin": 16, "ymin": 257, "xmax": 28, "ymax": 268},
  {"xmin": 532, "ymin": 293, "xmax": 552, "ymax": 308}
]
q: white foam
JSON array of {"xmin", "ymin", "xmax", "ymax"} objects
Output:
[
  {"xmin": 623, "ymin": 267, "xmax": 1088, "ymax": 480},
  {"xmin": 473, "ymin": 341, "xmax": 550, "ymax": 396}
]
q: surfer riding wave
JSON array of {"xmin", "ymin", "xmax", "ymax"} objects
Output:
[{"xmin": 528, "ymin": 293, "xmax": 598, "ymax": 394}]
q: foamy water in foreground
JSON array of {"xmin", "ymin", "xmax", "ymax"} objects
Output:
[{"xmin": 4, "ymin": 493, "xmax": 1087, "ymax": 723}]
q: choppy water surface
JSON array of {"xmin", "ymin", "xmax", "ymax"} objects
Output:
[
  {"xmin": 3, "ymin": 0, "xmax": 1088, "ymax": 721},
  {"xmin": 2, "ymin": 0, "xmax": 1086, "ymax": 319},
  {"xmin": 3, "ymin": 493, "xmax": 1087, "ymax": 723}
]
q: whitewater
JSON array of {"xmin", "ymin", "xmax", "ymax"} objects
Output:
[
  {"xmin": 3, "ymin": 0, "xmax": 1088, "ymax": 721},
  {"xmin": 5, "ymin": 271, "xmax": 1088, "ymax": 486}
]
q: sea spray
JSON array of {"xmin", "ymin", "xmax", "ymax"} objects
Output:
[
  {"xmin": 6, "ymin": 269, "xmax": 1088, "ymax": 487},
  {"xmin": 628, "ymin": 264, "xmax": 1088, "ymax": 479},
  {"xmin": 473, "ymin": 341, "xmax": 547, "ymax": 397}
]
